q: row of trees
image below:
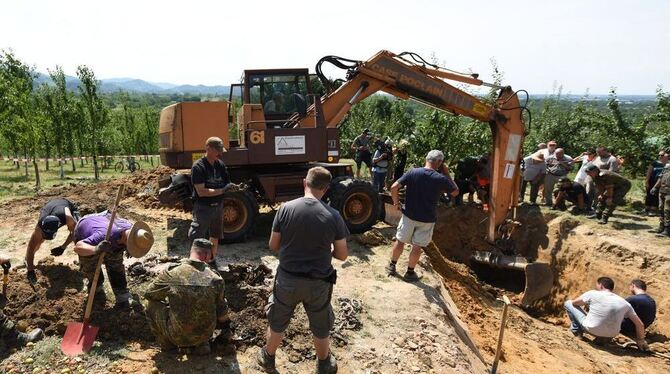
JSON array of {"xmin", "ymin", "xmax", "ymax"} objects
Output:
[
  {"xmin": 0, "ymin": 50, "xmax": 160, "ymax": 187},
  {"xmin": 340, "ymin": 88, "xmax": 670, "ymax": 177}
]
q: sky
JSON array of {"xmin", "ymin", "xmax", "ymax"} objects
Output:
[{"xmin": 1, "ymin": 0, "xmax": 668, "ymax": 95}]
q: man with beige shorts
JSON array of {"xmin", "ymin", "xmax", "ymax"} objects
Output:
[{"xmin": 386, "ymin": 150, "xmax": 458, "ymax": 282}]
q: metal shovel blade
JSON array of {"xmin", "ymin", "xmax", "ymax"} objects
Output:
[{"xmin": 61, "ymin": 321, "xmax": 99, "ymax": 356}]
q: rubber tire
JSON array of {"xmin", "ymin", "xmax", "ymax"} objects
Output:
[
  {"xmin": 220, "ymin": 189, "xmax": 259, "ymax": 244},
  {"xmin": 114, "ymin": 162, "xmax": 124, "ymax": 173},
  {"xmin": 328, "ymin": 177, "xmax": 381, "ymax": 234},
  {"xmin": 129, "ymin": 161, "xmax": 141, "ymax": 173}
]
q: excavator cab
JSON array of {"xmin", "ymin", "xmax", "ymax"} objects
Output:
[{"xmin": 243, "ymin": 69, "xmax": 311, "ymax": 126}]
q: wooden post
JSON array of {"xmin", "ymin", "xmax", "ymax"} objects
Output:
[{"xmin": 491, "ymin": 295, "xmax": 511, "ymax": 374}]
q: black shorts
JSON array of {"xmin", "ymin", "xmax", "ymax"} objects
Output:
[
  {"xmin": 189, "ymin": 200, "xmax": 224, "ymax": 240},
  {"xmin": 355, "ymin": 152, "xmax": 372, "ymax": 169}
]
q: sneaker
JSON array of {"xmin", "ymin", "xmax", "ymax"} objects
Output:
[
  {"xmin": 587, "ymin": 212, "xmax": 601, "ymax": 219},
  {"xmin": 316, "ymin": 352, "xmax": 338, "ymax": 374},
  {"xmin": 257, "ymin": 347, "xmax": 276, "ymax": 373},
  {"xmin": 656, "ymin": 227, "xmax": 670, "ymax": 237},
  {"xmin": 384, "ymin": 262, "xmax": 397, "ymax": 275},
  {"xmin": 402, "ymin": 271, "xmax": 420, "ymax": 282}
]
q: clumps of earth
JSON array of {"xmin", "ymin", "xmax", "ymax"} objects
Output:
[{"xmin": 3, "ymin": 257, "xmax": 364, "ymax": 364}]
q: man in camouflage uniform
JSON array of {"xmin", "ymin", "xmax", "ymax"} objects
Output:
[
  {"xmin": 0, "ymin": 255, "xmax": 44, "ymax": 352},
  {"xmin": 585, "ymin": 165, "xmax": 632, "ymax": 225},
  {"xmin": 650, "ymin": 158, "xmax": 670, "ymax": 237},
  {"xmin": 144, "ymin": 239, "xmax": 229, "ymax": 354}
]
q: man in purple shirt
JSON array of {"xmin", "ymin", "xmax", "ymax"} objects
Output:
[{"xmin": 74, "ymin": 212, "xmax": 154, "ymax": 308}]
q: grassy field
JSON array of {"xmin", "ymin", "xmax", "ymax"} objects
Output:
[{"xmin": 0, "ymin": 156, "xmax": 160, "ymax": 203}]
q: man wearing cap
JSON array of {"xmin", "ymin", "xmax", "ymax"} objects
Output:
[
  {"xmin": 144, "ymin": 238, "xmax": 229, "ymax": 355},
  {"xmin": 386, "ymin": 150, "xmax": 458, "ymax": 282},
  {"xmin": 190, "ymin": 137, "xmax": 234, "ymax": 265},
  {"xmin": 73, "ymin": 212, "xmax": 154, "ymax": 308},
  {"xmin": 552, "ymin": 177, "xmax": 590, "ymax": 214},
  {"xmin": 351, "ymin": 129, "xmax": 373, "ymax": 179},
  {"xmin": 585, "ymin": 165, "xmax": 631, "ymax": 224},
  {"xmin": 24, "ymin": 198, "xmax": 80, "ymax": 286},
  {"xmin": 0, "ymin": 255, "xmax": 44, "ymax": 351}
]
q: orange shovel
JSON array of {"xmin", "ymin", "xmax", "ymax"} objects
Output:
[{"xmin": 61, "ymin": 185, "xmax": 124, "ymax": 356}]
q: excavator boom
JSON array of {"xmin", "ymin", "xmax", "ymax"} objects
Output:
[
  {"xmin": 296, "ymin": 51, "xmax": 550, "ymax": 306},
  {"xmin": 297, "ymin": 50, "xmax": 525, "ymax": 243}
]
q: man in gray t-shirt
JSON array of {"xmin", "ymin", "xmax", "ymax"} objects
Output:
[
  {"xmin": 258, "ymin": 167, "xmax": 348, "ymax": 374},
  {"xmin": 564, "ymin": 276, "xmax": 649, "ymax": 350}
]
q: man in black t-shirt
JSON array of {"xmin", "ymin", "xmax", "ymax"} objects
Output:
[
  {"xmin": 621, "ymin": 279, "xmax": 656, "ymax": 339},
  {"xmin": 552, "ymin": 177, "xmax": 591, "ymax": 213},
  {"xmin": 189, "ymin": 137, "xmax": 234, "ymax": 265},
  {"xmin": 25, "ymin": 198, "xmax": 80, "ymax": 286}
]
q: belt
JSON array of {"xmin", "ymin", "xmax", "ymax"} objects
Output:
[{"xmin": 279, "ymin": 266, "xmax": 337, "ymax": 284}]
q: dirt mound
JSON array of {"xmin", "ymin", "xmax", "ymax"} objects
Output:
[{"xmin": 3, "ymin": 258, "xmax": 152, "ymax": 342}]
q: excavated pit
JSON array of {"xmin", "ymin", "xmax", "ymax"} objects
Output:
[{"xmin": 3, "ymin": 258, "xmax": 362, "ymax": 362}]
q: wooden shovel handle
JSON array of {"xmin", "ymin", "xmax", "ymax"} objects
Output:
[{"xmin": 83, "ymin": 185, "xmax": 125, "ymax": 322}]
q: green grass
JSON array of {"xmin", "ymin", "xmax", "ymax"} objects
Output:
[{"xmin": 0, "ymin": 157, "xmax": 160, "ymax": 203}]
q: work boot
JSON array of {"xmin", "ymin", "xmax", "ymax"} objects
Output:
[
  {"xmin": 402, "ymin": 271, "xmax": 420, "ymax": 283},
  {"xmin": 593, "ymin": 336, "xmax": 612, "ymax": 346},
  {"xmin": 257, "ymin": 347, "xmax": 276, "ymax": 373},
  {"xmin": 384, "ymin": 262, "xmax": 397, "ymax": 275},
  {"xmin": 598, "ymin": 215, "xmax": 609, "ymax": 225},
  {"xmin": 587, "ymin": 211, "xmax": 602, "ymax": 220},
  {"xmin": 656, "ymin": 227, "xmax": 670, "ymax": 238},
  {"xmin": 11, "ymin": 328, "xmax": 44, "ymax": 348},
  {"xmin": 316, "ymin": 352, "xmax": 338, "ymax": 374},
  {"xmin": 115, "ymin": 297, "xmax": 140, "ymax": 309}
]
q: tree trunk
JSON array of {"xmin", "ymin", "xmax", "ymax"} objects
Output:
[
  {"xmin": 24, "ymin": 161, "xmax": 29, "ymax": 177},
  {"xmin": 71, "ymin": 157, "xmax": 76, "ymax": 172},
  {"xmin": 45, "ymin": 157, "xmax": 50, "ymax": 171},
  {"xmin": 33, "ymin": 159, "xmax": 41, "ymax": 190},
  {"xmin": 93, "ymin": 155, "xmax": 99, "ymax": 180},
  {"xmin": 150, "ymin": 156, "xmax": 154, "ymax": 167},
  {"xmin": 59, "ymin": 159, "xmax": 65, "ymax": 179}
]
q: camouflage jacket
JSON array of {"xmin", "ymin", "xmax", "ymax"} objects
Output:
[
  {"xmin": 660, "ymin": 164, "xmax": 670, "ymax": 194},
  {"xmin": 593, "ymin": 170, "xmax": 631, "ymax": 195},
  {"xmin": 144, "ymin": 258, "xmax": 227, "ymax": 347}
]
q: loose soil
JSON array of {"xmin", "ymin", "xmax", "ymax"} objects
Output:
[{"xmin": 0, "ymin": 169, "xmax": 669, "ymax": 373}]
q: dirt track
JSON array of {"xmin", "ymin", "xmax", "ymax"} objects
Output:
[{"xmin": 0, "ymin": 170, "xmax": 669, "ymax": 373}]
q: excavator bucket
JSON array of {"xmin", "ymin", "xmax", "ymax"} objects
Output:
[{"xmin": 470, "ymin": 251, "xmax": 553, "ymax": 307}]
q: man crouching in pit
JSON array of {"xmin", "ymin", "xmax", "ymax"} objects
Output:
[
  {"xmin": 257, "ymin": 166, "xmax": 349, "ymax": 374},
  {"xmin": 144, "ymin": 239, "xmax": 230, "ymax": 355}
]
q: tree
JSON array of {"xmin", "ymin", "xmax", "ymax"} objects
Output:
[{"xmin": 76, "ymin": 65, "xmax": 108, "ymax": 180}]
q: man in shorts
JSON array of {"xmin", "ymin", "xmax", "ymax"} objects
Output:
[
  {"xmin": 189, "ymin": 137, "xmax": 235, "ymax": 266},
  {"xmin": 386, "ymin": 150, "xmax": 458, "ymax": 282},
  {"xmin": 257, "ymin": 167, "xmax": 348, "ymax": 374},
  {"xmin": 351, "ymin": 129, "xmax": 372, "ymax": 179}
]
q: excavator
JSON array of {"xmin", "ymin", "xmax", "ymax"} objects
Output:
[{"xmin": 157, "ymin": 50, "xmax": 552, "ymax": 305}]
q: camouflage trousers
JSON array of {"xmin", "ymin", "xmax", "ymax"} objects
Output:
[
  {"xmin": 79, "ymin": 251, "xmax": 131, "ymax": 303},
  {"xmin": 144, "ymin": 300, "xmax": 212, "ymax": 350},
  {"xmin": 596, "ymin": 187, "xmax": 630, "ymax": 217},
  {"xmin": 0, "ymin": 309, "xmax": 19, "ymax": 352},
  {"xmin": 660, "ymin": 193, "xmax": 670, "ymax": 227}
]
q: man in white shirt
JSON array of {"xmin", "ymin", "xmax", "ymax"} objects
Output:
[
  {"xmin": 593, "ymin": 146, "xmax": 620, "ymax": 172},
  {"xmin": 574, "ymin": 149, "xmax": 597, "ymax": 210},
  {"xmin": 564, "ymin": 277, "xmax": 648, "ymax": 350}
]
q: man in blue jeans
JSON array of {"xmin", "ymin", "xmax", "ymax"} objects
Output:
[{"xmin": 564, "ymin": 276, "xmax": 648, "ymax": 350}]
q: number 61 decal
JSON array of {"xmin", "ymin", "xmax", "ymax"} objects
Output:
[{"xmin": 250, "ymin": 130, "xmax": 265, "ymax": 144}]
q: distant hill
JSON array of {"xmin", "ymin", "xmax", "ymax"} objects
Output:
[{"xmin": 33, "ymin": 73, "xmax": 231, "ymax": 96}]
